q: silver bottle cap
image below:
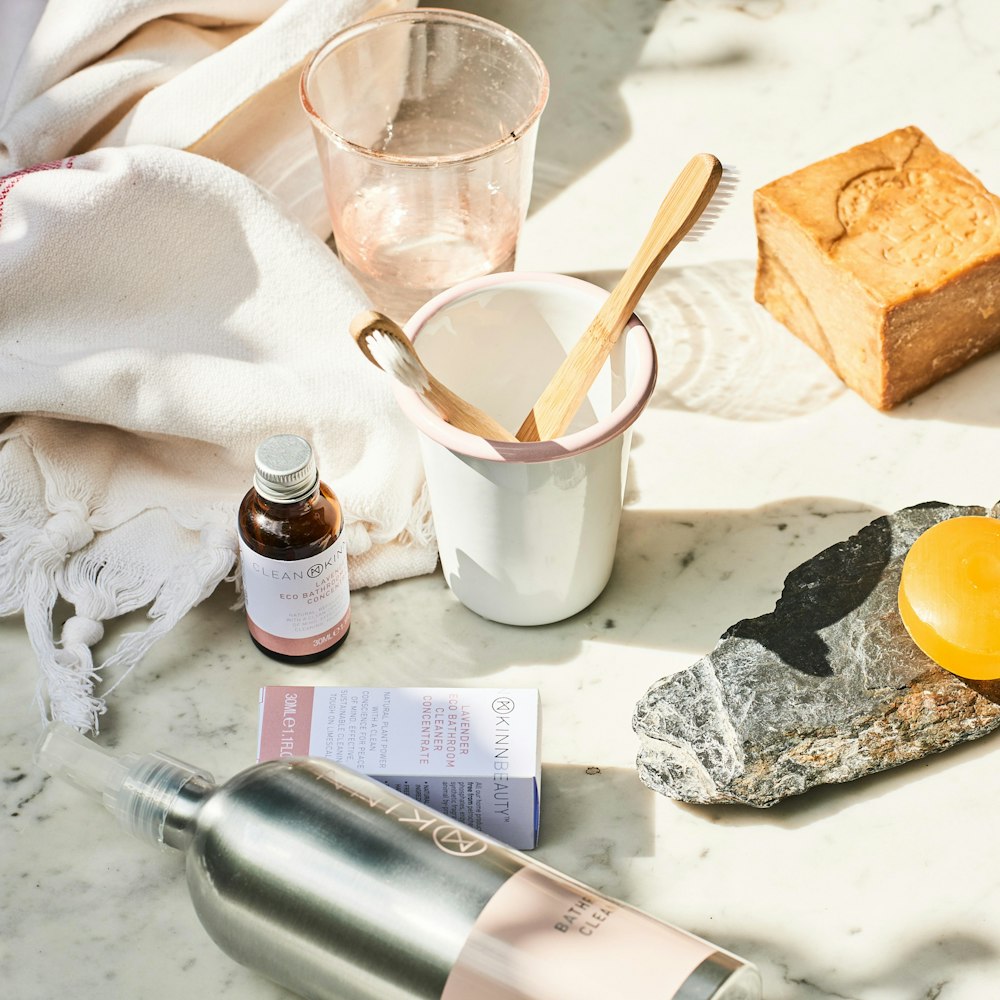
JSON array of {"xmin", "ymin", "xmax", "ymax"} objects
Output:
[{"xmin": 253, "ymin": 435, "xmax": 319, "ymax": 503}]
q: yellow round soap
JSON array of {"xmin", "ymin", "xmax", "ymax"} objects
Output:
[{"xmin": 898, "ymin": 516, "xmax": 1000, "ymax": 680}]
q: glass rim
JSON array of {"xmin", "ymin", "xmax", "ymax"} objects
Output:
[{"xmin": 299, "ymin": 7, "xmax": 550, "ymax": 168}]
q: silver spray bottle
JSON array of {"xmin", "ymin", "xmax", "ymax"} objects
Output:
[{"xmin": 36, "ymin": 723, "xmax": 761, "ymax": 1000}]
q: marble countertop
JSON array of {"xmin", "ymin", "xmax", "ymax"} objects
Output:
[{"xmin": 4, "ymin": 1, "xmax": 1000, "ymax": 998}]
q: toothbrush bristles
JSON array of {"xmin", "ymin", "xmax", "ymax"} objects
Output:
[
  {"xmin": 685, "ymin": 163, "xmax": 738, "ymax": 241},
  {"xmin": 365, "ymin": 329, "xmax": 430, "ymax": 393}
]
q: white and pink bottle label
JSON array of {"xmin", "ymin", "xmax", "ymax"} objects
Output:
[
  {"xmin": 441, "ymin": 866, "xmax": 718, "ymax": 999},
  {"xmin": 238, "ymin": 534, "xmax": 350, "ymax": 657}
]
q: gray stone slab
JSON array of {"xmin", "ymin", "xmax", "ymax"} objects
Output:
[{"xmin": 633, "ymin": 501, "xmax": 1000, "ymax": 807}]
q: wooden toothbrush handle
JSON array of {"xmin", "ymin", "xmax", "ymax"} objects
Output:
[
  {"xmin": 424, "ymin": 375, "xmax": 517, "ymax": 442},
  {"xmin": 516, "ymin": 153, "xmax": 722, "ymax": 443}
]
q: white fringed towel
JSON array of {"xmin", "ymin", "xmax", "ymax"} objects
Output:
[{"xmin": 0, "ymin": 0, "xmax": 435, "ymax": 734}]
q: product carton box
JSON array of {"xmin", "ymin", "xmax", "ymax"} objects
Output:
[{"xmin": 258, "ymin": 686, "xmax": 541, "ymax": 849}]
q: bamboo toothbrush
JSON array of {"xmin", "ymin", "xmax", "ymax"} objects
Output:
[
  {"xmin": 351, "ymin": 310, "xmax": 517, "ymax": 442},
  {"xmin": 516, "ymin": 154, "xmax": 733, "ymax": 442}
]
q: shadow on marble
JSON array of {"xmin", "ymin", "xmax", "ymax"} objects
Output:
[
  {"xmin": 537, "ymin": 763, "xmax": 656, "ymax": 884},
  {"xmin": 725, "ymin": 930, "xmax": 997, "ymax": 1000},
  {"xmin": 361, "ymin": 496, "xmax": 887, "ymax": 677},
  {"xmin": 885, "ymin": 348, "xmax": 1000, "ymax": 428},
  {"xmin": 603, "ymin": 496, "xmax": 886, "ymax": 656},
  {"xmin": 576, "ymin": 261, "xmax": 846, "ymax": 422},
  {"xmin": 580, "ymin": 258, "xmax": 1000, "ymax": 430},
  {"xmin": 283, "ymin": 497, "xmax": 891, "ymax": 713},
  {"xmin": 437, "ymin": 0, "xmax": 671, "ymax": 212},
  {"xmin": 25, "ymin": 498, "xmax": 888, "ymax": 743}
]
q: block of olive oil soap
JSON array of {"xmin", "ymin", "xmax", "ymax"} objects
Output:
[{"xmin": 754, "ymin": 126, "xmax": 1000, "ymax": 409}]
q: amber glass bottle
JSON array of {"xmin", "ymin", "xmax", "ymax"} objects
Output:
[{"xmin": 237, "ymin": 435, "xmax": 350, "ymax": 663}]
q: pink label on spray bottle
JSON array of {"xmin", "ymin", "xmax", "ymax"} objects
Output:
[{"xmin": 441, "ymin": 866, "xmax": 718, "ymax": 999}]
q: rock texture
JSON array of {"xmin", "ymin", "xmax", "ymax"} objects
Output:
[{"xmin": 633, "ymin": 501, "xmax": 1000, "ymax": 807}]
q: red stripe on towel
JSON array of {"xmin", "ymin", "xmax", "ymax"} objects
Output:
[{"xmin": 0, "ymin": 156, "xmax": 75, "ymax": 232}]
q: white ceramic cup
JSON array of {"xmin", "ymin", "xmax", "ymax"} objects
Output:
[{"xmin": 396, "ymin": 272, "xmax": 657, "ymax": 626}]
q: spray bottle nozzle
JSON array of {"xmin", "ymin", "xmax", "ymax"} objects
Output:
[
  {"xmin": 35, "ymin": 721, "xmax": 130, "ymax": 807},
  {"xmin": 35, "ymin": 722, "xmax": 215, "ymax": 848}
]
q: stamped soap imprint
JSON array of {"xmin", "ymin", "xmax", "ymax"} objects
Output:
[{"xmin": 836, "ymin": 167, "xmax": 998, "ymax": 267}]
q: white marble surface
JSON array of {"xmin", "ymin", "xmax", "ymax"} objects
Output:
[{"xmin": 4, "ymin": 1, "xmax": 1000, "ymax": 998}]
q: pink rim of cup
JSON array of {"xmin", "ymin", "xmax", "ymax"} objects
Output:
[{"xmin": 395, "ymin": 272, "xmax": 658, "ymax": 463}]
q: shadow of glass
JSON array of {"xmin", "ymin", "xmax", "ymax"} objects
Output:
[
  {"xmin": 576, "ymin": 258, "xmax": 1000, "ymax": 429},
  {"xmin": 575, "ymin": 260, "xmax": 846, "ymax": 421},
  {"xmin": 435, "ymin": 0, "xmax": 668, "ymax": 212}
]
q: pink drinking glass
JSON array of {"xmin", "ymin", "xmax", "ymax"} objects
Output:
[{"xmin": 300, "ymin": 8, "xmax": 549, "ymax": 319}]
